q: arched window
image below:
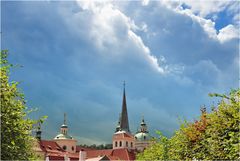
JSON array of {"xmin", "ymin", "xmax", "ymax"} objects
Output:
[
  {"xmin": 131, "ymin": 142, "xmax": 133, "ymax": 147},
  {"xmin": 126, "ymin": 141, "xmax": 128, "ymax": 147},
  {"xmin": 119, "ymin": 141, "xmax": 122, "ymax": 147},
  {"xmin": 115, "ymin": 141, "xmax": 118, "ymax": 147},
  {"xmin": 63, "ymin": 145, "xmax": 67, "ymax": 150},
  {"xmin": 144, "ymin": 136, "xmax": 146, "ymax": 140},
  {"xmin": 72, "ymin": 146, "xmax": 74, "ymax": 151}
]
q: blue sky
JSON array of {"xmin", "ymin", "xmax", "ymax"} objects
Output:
[{"xmin": 2, "ymin": 1, "xmax": 239, "ymax": 145}]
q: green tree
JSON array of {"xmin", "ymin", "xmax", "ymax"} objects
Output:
[
  {"xmin": 205, "ymin": 89, "xmax": 240, "ymax": 159},
  {"xmin": 137, "ymin": 89, "xmax": 240, "ymax": 160},
  {"xmin": 0, "ymin": 50, "xmax": 40, "ymax": 160},
  {"xmin": 137, "ymin": 131, "xmax": 169, "ymax": 160}
]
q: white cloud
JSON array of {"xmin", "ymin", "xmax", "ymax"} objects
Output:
[
  {"xmin": 217, "ymin": 24, "xmax": 239, "ymax": 43},
  {"xmin": 69, "ymin": 1, "xmax": 169, "ymax": 74},
  {"xmin": 142, "ymin": 0, "xmax": 149, "ymax": 6},
  {"xmin": 181, "ymin": 0, "xmax": 229, "ymax": 17},
  {"xmin": 160, "ymin": 0, "xmax": 239, "ymax": 43},
  {"xmin": 128, "ymin": 30, "xmax": 165, "ymax": 74},
  {"xmin": 179, "ymin": 8, "xmax": 217, "ymax": 39}
]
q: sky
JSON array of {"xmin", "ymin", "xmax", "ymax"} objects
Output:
[{"xmin": 2, "ymin": 0, "xmax": 239, "ymax": 145}]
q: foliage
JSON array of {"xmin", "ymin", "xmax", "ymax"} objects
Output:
[
  {"xmin": 137, "ymin": 89, "xmax": 240, "ymax": 160},
  {"xmin": 0, "ymin": 50, "xmax": 44, "ymax": 160},
  {"xmin": 78, "ymin": 143, "xmax": 113, "ymax": 149},
  {"xmin": 137, "ymin": 131, "xmax": 169, "ymax": 160}
]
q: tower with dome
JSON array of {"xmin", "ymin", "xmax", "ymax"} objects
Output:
[
  {"xmin": 53, "ymin": 113, "xmax": 77, "ymax": 153},
  {"xmin": 134, "ymin": 117, "xmax": 152, "ymax": 152}
]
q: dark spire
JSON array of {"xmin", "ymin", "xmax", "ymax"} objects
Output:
[{"xmin": 120, "ymin": 81, "xmax": 130, "ymax": 132}]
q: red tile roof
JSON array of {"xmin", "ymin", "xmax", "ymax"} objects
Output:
[
  {"xmin": 85, "ymin": 148, "xmax": 135, "ymax": 160},
  {"xmin": 38, "ymin": 140, "xmax": 136, "ymax": 160},
  {"xmin": 39, "ymin": 140, "xmax": 65, "ymax": 153},
  {"xmin": 113, "ymin": 132, "xmax": 134, "ymax": 139}
]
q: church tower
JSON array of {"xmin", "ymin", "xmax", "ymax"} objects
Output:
[
  {"xmin": 112, "ymin": 82, "xmax": 135, "ymax": 150},
  {"xmin": 54, "ymin": 113, "xmax": 77, "ymax": 153},
  {"xmin": 134, "ymin": 116, "xmax": 152, "ymax": 152},
  {"xmin": 61, "ymin": 113, "xmax": 68, "ymax": 135},
  {"xmin": 120, "ymin": 82, "xmax": 130, "ymax": 132}
]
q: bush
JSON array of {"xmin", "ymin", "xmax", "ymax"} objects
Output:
[{"xmin": 137, "ymin": 89, "xmax": 240, "ymax": 160}]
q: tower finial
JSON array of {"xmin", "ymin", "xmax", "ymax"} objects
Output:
[
  {"xmin": 64, "ymin": 113, "xmax": 66, "ymax": 125},
  {"xmin": 123, "ymin": 81, "xmax": 126, "ymax": 89}
]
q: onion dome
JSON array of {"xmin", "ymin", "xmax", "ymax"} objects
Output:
[
  {"xmin": 135, "ymin": 116, "xmax": 151, "ymax": 141},
  {"xmin": 54, "ymin": 113, "xmax": 74, "ymax": 140},
  {"xmin": 134, "ymin": 132, "xmax": 151, "ymax": 141},
  {"xmin": 54, "ymin": 133, "xmax": 73, "ymax": 140}
]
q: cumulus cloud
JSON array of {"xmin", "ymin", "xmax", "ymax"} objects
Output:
[
  {"xmin": 160, "ymin": 0, "xmax": 239, "ymax": 43},
  {"xmin": 180, "ymin": 0, "xmax": 230, "ymax": 17},
  {"xmin": 60, "ymin": 0, "xmax": 170, "ymax": 74},
  {"xmin": 127, "ymin": 30, "xmax": 164, "ymax": 73},
  {"xmin": 141, "ymin": 0, "xmax": 149, "ymax": 6},
  {"xmin": 2, "ymin": 1, "xmax": 238, "ymax": 144},
  {"xmin": 217, "ymin": 24, "xmax": 239, "ymax": 43}
]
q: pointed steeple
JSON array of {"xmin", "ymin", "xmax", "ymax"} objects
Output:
[{"xmin": 120, "ymin": 81, "xmax": 130, "ymax": 132}]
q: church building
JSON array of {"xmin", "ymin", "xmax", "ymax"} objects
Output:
[
  {"xmin": 112, "ymin": 83, "xmax": 135, "ymax": 150},
  {"xmin": 34, "ymin": 83, "xmax": 152, "ymax": 160}
]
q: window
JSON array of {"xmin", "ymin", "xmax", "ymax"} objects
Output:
[
  {"xmin": 119, "ymin": 141, "xmax": 122, "ymax": 147},
  {"xmin": 63, "ymin": 145, "xmax": 67, "ymax": 150},
  {"xmin": 131, "ymin": 142, "xmax": 133, "ymax": 147},
  {"xmin": 72, "ymin": 146, "xmax": 74, "ymax": 151},
  {"xmin": 144, "ymin": 136, "xmax": 146, "ymax": 140},
  {"xmin": 126, "ymin": 141, "xmax": 128, "ymax": 147},
  {"xmin": 115, "ymin": 141, "xmax": 118, "ymax": 147}
]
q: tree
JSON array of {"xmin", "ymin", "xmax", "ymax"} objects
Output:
[
  {"xmin": 1, "ymin": 50, "xmax": 40, "ymax": 160},
  {"xmin": 137, "ymin": 89, "xmax": 240, "ymax": 160},
  {"xmin": 137, "ymin": 131, "xmax": 169, "ymax": 160},
  {"xmin": 205, "ymin": 89, "xmax": 240, "ymax": 159}
]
